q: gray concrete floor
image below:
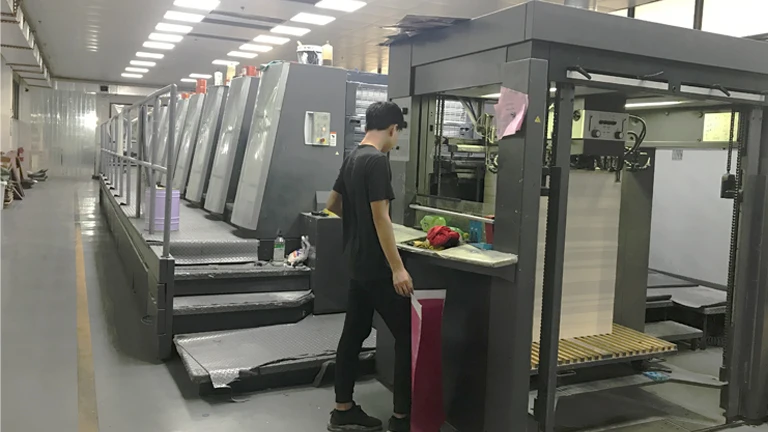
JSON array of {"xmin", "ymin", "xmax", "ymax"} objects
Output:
[{"xmin": 2, "ymin": 178, "xmax": 768, "ymax": 432}]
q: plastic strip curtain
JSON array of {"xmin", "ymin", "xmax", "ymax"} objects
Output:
[{"xmin": 25, "ymin": 88, "xmax": 98, "ymax": 177}]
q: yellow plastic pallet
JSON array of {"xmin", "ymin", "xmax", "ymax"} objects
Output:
[{"xmin": 531, "ymin": 324, "xmax": 677, "ymax": 370}]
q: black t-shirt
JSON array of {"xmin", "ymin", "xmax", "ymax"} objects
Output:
[{"xmin": 333, "ymin": 145, "xmax": 395, "ymax": 281}]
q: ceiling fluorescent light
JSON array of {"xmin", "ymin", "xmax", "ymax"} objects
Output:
[
  {"xmin": 290, "ymin": 12, "xmax": 336, "ymax": 25},
  {"xmin": 143, "ymin": 41, "xmax": 175, "ymax": 50},
  {"xmin": 164, "ymin": 10, "xmax": 205, "ymax": 23},
  {"xmin": 130, "ymin": 60, "xmax": 156, "ymax": 67},
  {"xmin": 136, "ymin": 51, "xmax": 164, "ymax": 59},
  {"xmin": 189, "ymin": 73, "xmax": 212, "ymax": 79},
  {"xmin": 315, "ymin": 0, "xmax": 366, "ymax": 12},
  {"xmin": 239, "ymin": 44, "xmax": 273, "ymax": 53},
  {"xmin": 125, "ymin": 67, "xmax": 149, "ymax": 73},
  {"xmin": 212, "ymin": 59, "xmax": 240, "ymax": 66},
  {"xmin": 227, "ymin": 51, "xmax": 258, "ymax": 59},
  {"xmin": 271, "ymin": 25, "xmax": 311, "ymax": 36},
  {"xmin": 180, "ymin": 78, "xmax": 198, "ymax": 83},
  {"xmin": 481, "ymin": 93, "xmax": 501, "ymax": 99},
  {"xmin": 625, "ymin": 100, "xmax": 686, "ymax": 109},
  {"xmin": 122, "ymin": 73, "xmax": 143, "ymax": 79},
  {"xmin": 156, "ymin": 23, "xmax": 193, "ymax": 34},
  {"xmin": 253, "ymin": 35, "xmax": 290, "ymax": 45},
  {"xmin": 173, "ymin": 0, "xmax": 220, "ymax": 11},
  {"xmin": 149, "ymin": 32, "xmax": 184, "ymax": 43}
]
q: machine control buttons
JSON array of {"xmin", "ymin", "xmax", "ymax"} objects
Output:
[{"xmin": 591, "ymin": 129, "xmax": 602, "ymax": 138}]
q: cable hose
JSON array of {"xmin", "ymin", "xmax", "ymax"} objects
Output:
[
  {"xmin": 539, "ymin": 88, "xmax": 561, "ymax": 344},
  {"xmin": 722, "ymin": 109, "xmax": 745, "ymax": 370},
  {"xmin": 726, "ymin": 109, "xmax": 736, "ymax": 173}
]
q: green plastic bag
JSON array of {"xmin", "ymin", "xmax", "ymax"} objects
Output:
[{"xmin": 420, "ymin": 215, "xmax": 447, "ymax": 232}]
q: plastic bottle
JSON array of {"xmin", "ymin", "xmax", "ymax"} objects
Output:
[
  {"xmin": 273, "ymin": 229, "xmax": 286, "ymax": 263},
  {"xmin": 322, "ymin": 41, "xmax": 333, "ymax": 66}
]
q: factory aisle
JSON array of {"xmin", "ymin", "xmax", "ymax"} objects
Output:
[{"xmin": 0, "ymin": 177, "xmax": 392, "ymax": 432}]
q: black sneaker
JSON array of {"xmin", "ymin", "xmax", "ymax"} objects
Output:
[
  {"xmin": 387, "ymin": 415, "xmax": 410, "ymax": 432},
  {"xmin": 328, "ymin": 404, "xmax": 383, "ymax": 431}
]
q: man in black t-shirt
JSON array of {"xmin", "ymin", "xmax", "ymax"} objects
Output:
[{"xmin": 326, "ymin": 101, "xmax": 413, "ymax": 432}]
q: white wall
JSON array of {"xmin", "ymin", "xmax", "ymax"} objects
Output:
[
  {"xmin": 0, "ymin": 56, "xmax": 13, "ymax": 152},
  {"xmin": 650, "ymin": 149, "xmax": 734, "ymax": 287}
]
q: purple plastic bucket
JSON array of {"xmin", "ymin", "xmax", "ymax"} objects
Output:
[{"xmin": 143, "ymin": 187, "xmax": 180, "ymax": 231}]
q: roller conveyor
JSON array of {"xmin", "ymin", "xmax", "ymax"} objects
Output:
[{"xmin": 530, "ymin": 325, "xmax": 677, "ymax": 372}]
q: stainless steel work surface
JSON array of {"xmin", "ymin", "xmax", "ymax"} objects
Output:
[{"xmin": 174, "ymin": 314, "xmax": 376, "ymax": 388}]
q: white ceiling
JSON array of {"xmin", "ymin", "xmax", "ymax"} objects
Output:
[{"xmin": 21, "ymin": 0, "xmax": 652, "ymax": 88}]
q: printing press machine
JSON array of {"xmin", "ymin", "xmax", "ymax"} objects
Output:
[
  {"xmin": 375, "ymin": 2, "xmax": 768, "ymax": 431},
  {"xmin": 97, "ymin": 63, "xmax": 387, "ymax": 391},
  {"xmin": 96, "ymin": 3, "xmax": 768, "ymax": 430}
]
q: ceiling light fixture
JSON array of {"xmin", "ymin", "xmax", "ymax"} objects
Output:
[
  {"xmin": 227, "ymin": 51, "xmax": 258, "ymax": 59},
  {"xmin": 156, "ymin": 22, "xmax": 193, "ymax": 34},
  {"xmin": 290, "ymin": 12, "xmax": 336, "ymax": 25},
  {"xmin": 212, "ymin": 59, "xmax": 240, "ymax": 66},
  {"xmin": 164, "ymin": 10, "xmax": 205, "ymax": 23},
  {"xmin": 143, "ymin": 41, "xmax": 175, "ymax": 50},
  {"xmin": 122, "ymin": 73, "xmax": 143, "ymax": 79},
  {"xmin": 180, "ymin": 78, "xmax": 198, "ymax": 83},
  {"xmin": 125, "ymin": 67, "xmax": 149, "ymax": 73},
  {"xmin": 239, "ymin": 44, "xmax": 273, "ymax": 53},
  {"xmin": 253, "ymin": 34, "xmax": 290, "ymax": 45},
  {"xmin": 625, "ymin": 100, "xmax": 686, "ymax": 109},
  {"xmin": 189, "ymin": 73, "xmax": 212, "ymax": 79},
  {"xmin": 136, "ymin": 52, "xmax": 164, "ymax": 59},
  {"xmin": 131, "ymin": 60, "xmax": 156, "ymax": 67},
  {"xmin": 149, "ymin": 32, "xmax": 184, "ymax": 43},
  {"xmin": 173, "ymin": 0, "xmax": 220, "ymax": 11},
  {"xmin": 315, "ymin": 0, "xmax": 366, "ymax": 12},
  {"xmin": 481, "ymin": 93, "xmax": 501, "ymax": 99},
  {"xmin": 270, "ymin": 25, "xmax": 311, "ymax": 36}
]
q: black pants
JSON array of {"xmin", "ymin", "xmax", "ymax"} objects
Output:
[{"xmin": 335, "ymin": 278, "xmax": 411, "ymax": 414}]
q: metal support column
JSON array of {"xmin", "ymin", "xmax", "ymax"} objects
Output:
[
  {"xmin": 534, "ymin": 83, "xmax": 575, "ymax": 432},
  {"xmin": 118, "ymin": 114, "xmax": 125, "ymax": 198},
  {"xmin": 693, "ymin": 0, "xmax": 704, "ymax": 30},
  {"xmin": 723, "ymin": 107, "xmax": 768, "ymax": 422},
  {"xmin": 135, "ymin": 106, "xmax": 145, "ymax": 219},
  {"xmin": 149, "ymin": 97, "xmax": 159, "ymax": 235},
  {"xmin": 162, "ymin": 86, "xmax": 176, "ymax": 258},
  {"xmin": 485, "ymin": 58, "xmax": 549, "ymax": 431},
  {"xmin": 126, "ymin": 110, "xmax": 133, "ymax": 207}
]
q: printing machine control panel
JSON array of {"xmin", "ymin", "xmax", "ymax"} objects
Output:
[
  {"xmin": 572, "ymin": 109, "xmax": 629, "ymax": 142},
  {"xmin": 305, "ymin": 111, "xmax": 334, "ymax": 146}
]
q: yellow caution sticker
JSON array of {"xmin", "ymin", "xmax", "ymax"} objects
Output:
[{"xmin": 535, "ymin": 116, "xmax": 542, "ymax": 123}]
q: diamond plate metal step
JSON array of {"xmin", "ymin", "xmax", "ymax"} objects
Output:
[
  {"xmin": 172, "ymin": 291, "xmax": 313, "ymax": 334},
  {"xmin": 174, "ymin": 313, "xmax": 376, "ymax": 393}
]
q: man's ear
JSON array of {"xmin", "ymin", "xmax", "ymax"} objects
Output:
[{"xmin": 388, "ymin": 124, "xmax": 397, "ymax": 137}]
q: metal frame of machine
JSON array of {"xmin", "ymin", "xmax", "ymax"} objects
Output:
[{"xmin": 387, "ymin": 2, "xmax": 768, "ymax": 430}]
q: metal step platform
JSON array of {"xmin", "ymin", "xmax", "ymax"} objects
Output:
[
  {"xmin": 174, "ymin": 264, "xmax": 311, "ymax": 296},
  {"xmin": 175, "ymin": 313, "xmax": 376, "ymax": 394},
  {"xmin": 172, "ymin": 291, "xmax": 313, "ymax": 334},
  {"xmin": 645, "ymin": 321, "xmax": 703, "ymax": 343},
  {"xmin": 531, "ymin": 325, "xmax": 677, "ymax": 372}
]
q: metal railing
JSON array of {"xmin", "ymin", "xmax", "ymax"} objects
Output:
[{"xmin": 99, "ymin": 84, "xmax": 178, "ymax": 258}]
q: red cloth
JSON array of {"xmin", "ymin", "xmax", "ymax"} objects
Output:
[
  {"xmin": 411, "ymin": 291, "xmax": 446, "ymax": 432},
  {"xmin": 426, "ymin": 225, "xmax": 460, "ymax": 248}
]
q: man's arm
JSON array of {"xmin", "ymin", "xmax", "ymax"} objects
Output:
[
  {"xmin": 326, "ymin": 190, "xmax": 342, "ymax": 217},
  {"xmin": 371, "ymin": 200, "xmax": 413, "ymax": 297}
]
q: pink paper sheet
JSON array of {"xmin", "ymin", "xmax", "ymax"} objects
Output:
[{"xmin": 494, "ymin": 86, "xmax": 529, "ymax": 140}]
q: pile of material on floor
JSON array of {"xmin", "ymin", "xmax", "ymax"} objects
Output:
[{"xmin": 1, "ymin": 148, "xmax": 49, "ymax": 209}]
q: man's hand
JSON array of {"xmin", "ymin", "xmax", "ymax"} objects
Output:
[{"xmin": 393, "ymin": 267, "xmax": 414, "ymax": 297}]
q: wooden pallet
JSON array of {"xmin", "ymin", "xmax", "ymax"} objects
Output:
[{"xmin": 531, "ymin": 324, "xmax": 677, "ymax": 370}]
